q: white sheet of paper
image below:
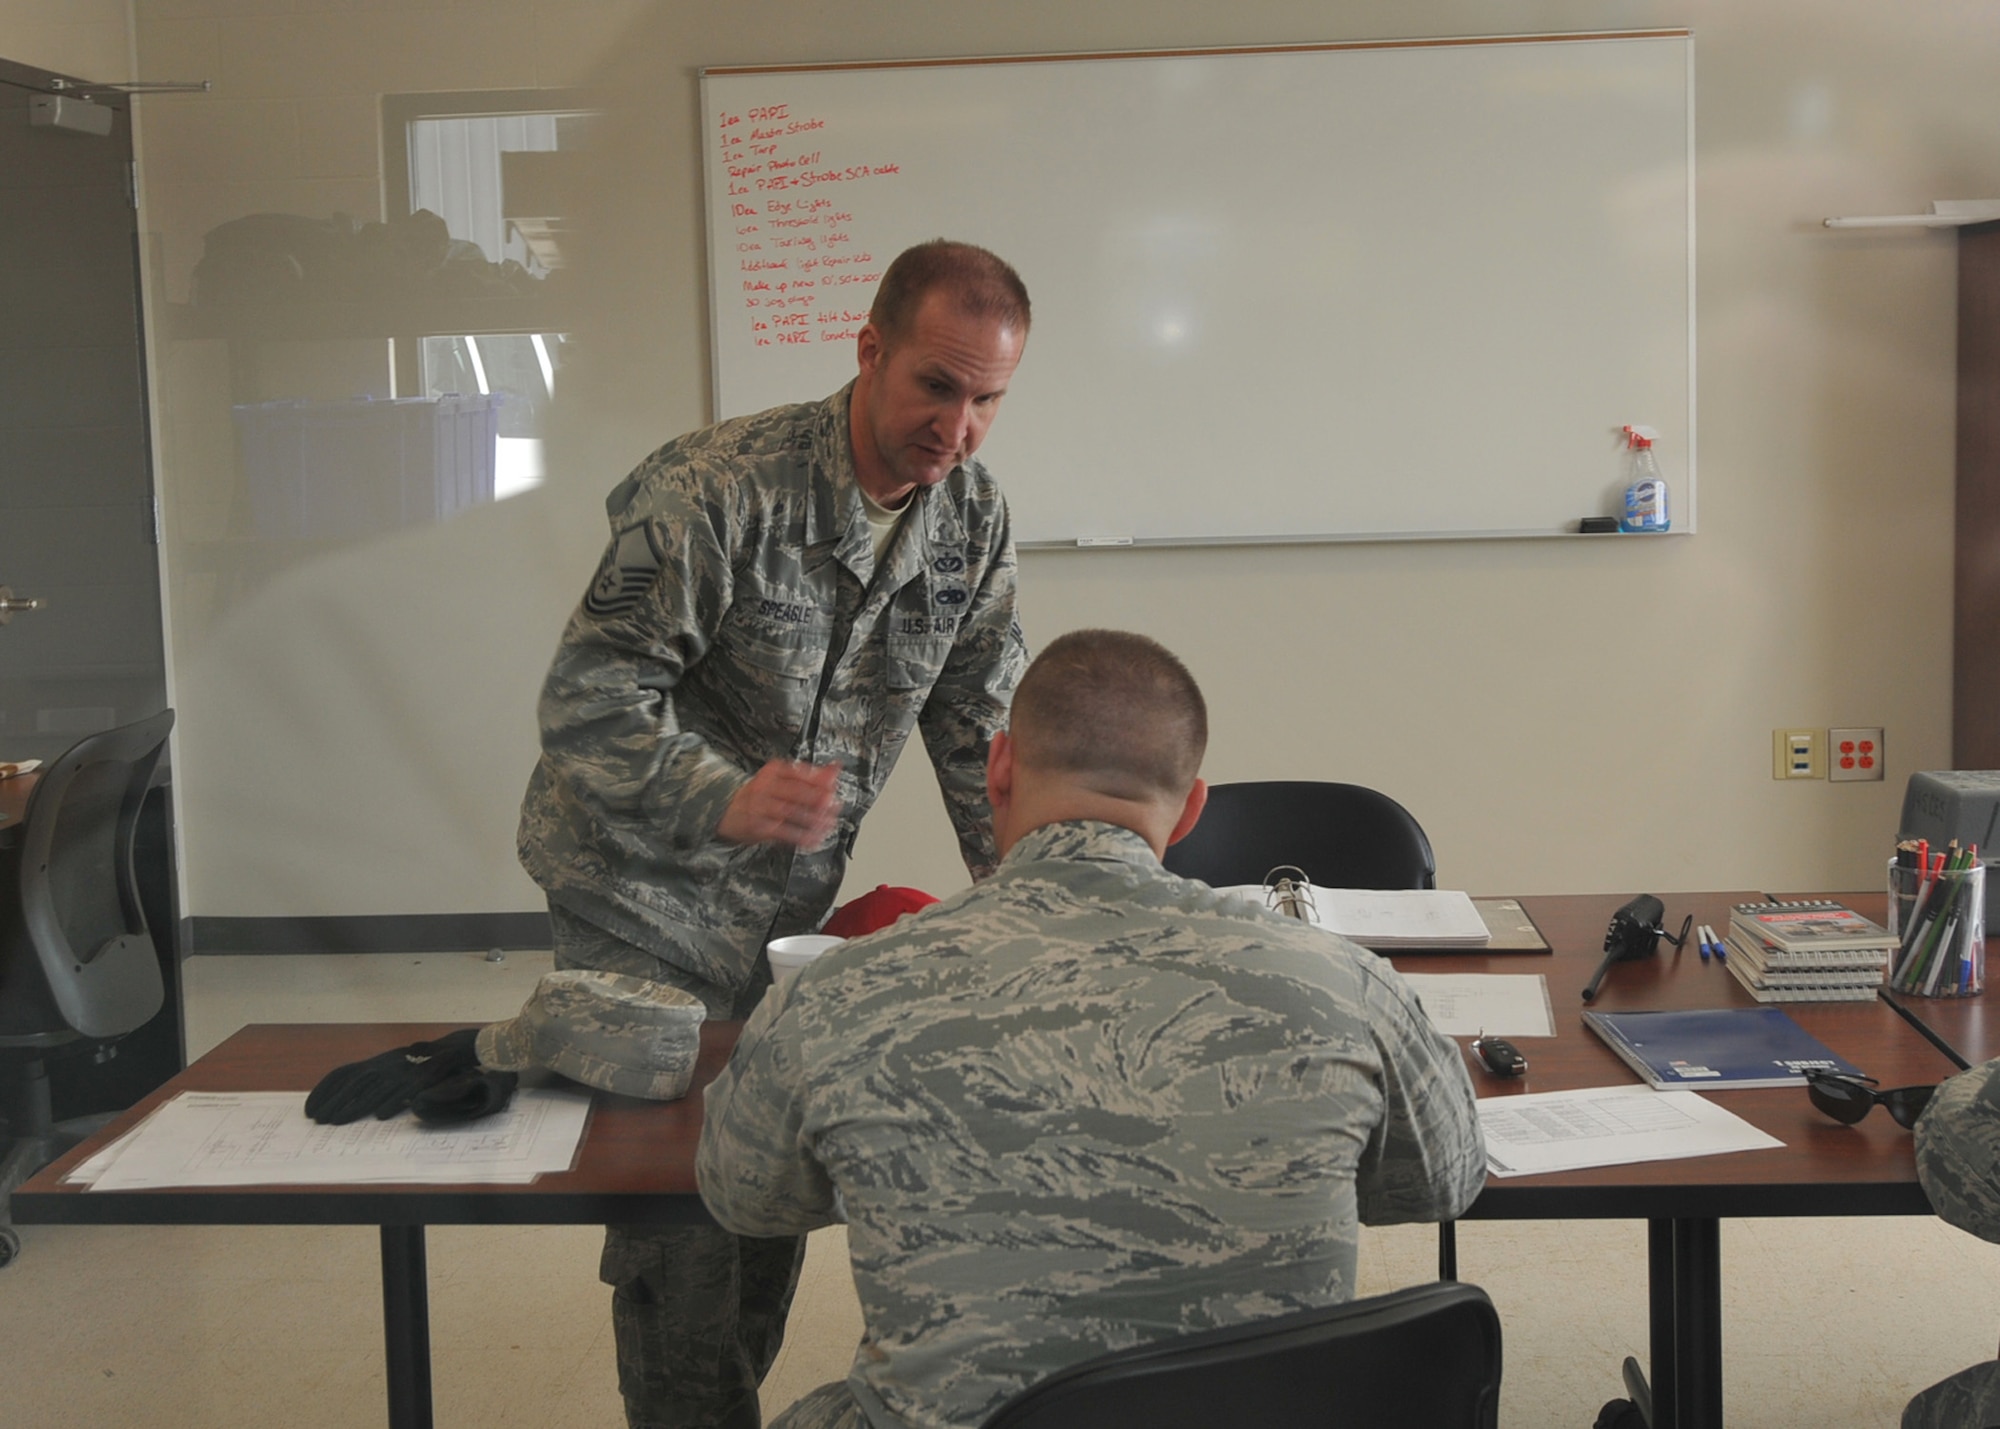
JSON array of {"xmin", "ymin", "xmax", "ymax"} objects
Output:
[
  {"xmin": 68, "ymin": 1126, "xmax": 139, "ymax": 1184},
  {"xmin": 1478, "ymin": 1084, "xmax": 1784, "ymax": 1178},
  {"xmin": 1400, "ymin": 973, "xmax": 1555, "ymax": 1038},
  {"xmin": 80, "ymin": 1089, "xmax": 592, "ymax": 1191}
]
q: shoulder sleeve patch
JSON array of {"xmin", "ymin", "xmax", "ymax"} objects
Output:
[{"xmin": 583, "ymin": 522, "xmax": 668, "ymax": 618}]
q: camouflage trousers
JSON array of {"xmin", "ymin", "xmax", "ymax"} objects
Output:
[
  {"xmin": 767, "ymin": 1382, "xmax": 868, "ymax": 1429},
  {"xmin": 602, "ymin": 1223, "xmax": 807, "ymax": 1429},
  {"xmin": 550, "ymin": 902, "xmax": 802, "ymax": 1429},
  {"xmin": 1903, "ymin": 1360, "xmax": 2000, "ymax": 1429}
]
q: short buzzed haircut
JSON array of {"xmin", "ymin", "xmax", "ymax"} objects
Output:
[
  {"xmin": 1009, "ymin": 630, "xmax": 1207, "ymax": 802},
  {"xmin": 870, "ymin": 239, "xmax": 1031, "ymax": 345}
]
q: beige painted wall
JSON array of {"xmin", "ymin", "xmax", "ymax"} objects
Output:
[
  {"xmin": 123, "ymin": 0, "xmax": 1999, "ymax": 918},
  {"xmin": 2, "ymin": 0, "xmax": 132, "ymax": 84}
]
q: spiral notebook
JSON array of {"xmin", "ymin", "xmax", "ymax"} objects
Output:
[{"xmin": 1582, "ymin": 1006, "xmax": 1865, "ymax": 1090}]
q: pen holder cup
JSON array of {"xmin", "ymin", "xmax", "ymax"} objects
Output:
[{"xmin": 1887, "ymin": 857, "xmax": 1985, "ymax": 998}]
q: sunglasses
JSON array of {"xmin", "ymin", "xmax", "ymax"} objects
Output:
[{"xmin": 1803, "ymin": 1070, "xmax": 1935, "ymax": 1130}]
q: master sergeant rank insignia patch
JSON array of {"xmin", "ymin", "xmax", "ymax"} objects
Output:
[{"xmin": 584, "ymin": 523, "xmax": 668, "ymax": 618}]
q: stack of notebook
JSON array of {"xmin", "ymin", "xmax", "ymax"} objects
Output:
[{"xmin": 1722, "ymin": 900, "xmax": 1894, "ymax": 1002}]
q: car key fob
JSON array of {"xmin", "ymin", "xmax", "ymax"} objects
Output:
[{"xmin": 1471, "ymin": 1034, "xmax": 1526, "ymax": 1078}]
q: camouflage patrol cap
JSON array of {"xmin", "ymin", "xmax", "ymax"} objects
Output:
[
  {"xmin": 1914, "ymin": 1058, "xmax": 2000, "ymax": 1245},
  {"xmin": 475, "ymin": 971, "xmax": 706, "ymax": 1101}
]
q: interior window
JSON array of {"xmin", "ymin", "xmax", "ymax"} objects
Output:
[{"xmin": 387, "ymin": 95, "xmax": 590, "ymax": 501}]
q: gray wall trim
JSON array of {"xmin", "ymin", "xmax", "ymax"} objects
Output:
[{"xmin": 185, "ymin": 912, "xmax": 552, "ymax": 956}]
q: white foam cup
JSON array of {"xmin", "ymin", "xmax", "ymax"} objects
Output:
[{"xmin": 766, "ymin": 933, "xmax": 844, "ymax": 983}]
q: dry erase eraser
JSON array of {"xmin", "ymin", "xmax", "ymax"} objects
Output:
[{"xmin": 1578, "ymin": 517, "xmax": 1620, "ymax": 534}]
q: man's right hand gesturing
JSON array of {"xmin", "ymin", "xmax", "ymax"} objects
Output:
[{"xmin": 716, "ymin": 759, "xmax": 842, "ymax": 850}]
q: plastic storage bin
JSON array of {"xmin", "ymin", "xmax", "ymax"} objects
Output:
[{"xmin": 232, "ymin": 394, "xmax": 503, "ymax": 541}]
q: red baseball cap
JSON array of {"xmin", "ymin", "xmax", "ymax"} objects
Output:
[{"xmin": 822, "ymin": 884, "xmax": 938, "ymax": 938}]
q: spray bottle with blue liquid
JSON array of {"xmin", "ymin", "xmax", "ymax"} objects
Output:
[{"xmin": 1619, "ymin": 425, "xmax": 1669, "ymax": 532}]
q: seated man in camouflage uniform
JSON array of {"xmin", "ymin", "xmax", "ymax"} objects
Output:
[
  {"xmin": 1905, "ymin": 1058, "xmax": 2000, "ymax": 1429},
  {"xmin": 697, "ymin": 628, "xmax": 1488, "ymax": 1429}
]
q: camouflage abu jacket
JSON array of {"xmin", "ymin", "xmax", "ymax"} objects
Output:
[
  {"xmin": 697, "ymin": 819, "xmax": 1487, "ymax": 1429},
  {"xmin": 517, "ymin": 383, "xmax": 1025, "ymax": 996}
]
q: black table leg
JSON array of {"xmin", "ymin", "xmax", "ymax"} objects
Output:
[
  {"xmin": 1670, "ymin": 1217, "xmax": 1723, "ymax": 1429},
  {"xmin": 1648, "ymin": 1218, "xmax": 1678, "ymax": 1429},
  {"xmin": 380, "ymin": 1224, "xmax": 434, "ymax": 1429}
]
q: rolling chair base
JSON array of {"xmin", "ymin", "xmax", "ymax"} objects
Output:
[{"xmin": 0, "ymin": 1053, "xmax": 116, "ymax": 1269}]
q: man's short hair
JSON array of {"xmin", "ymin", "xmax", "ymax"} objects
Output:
[
  {"xmin": 1009, "ymin": 629, "xmax": 1206, "ymax": 802},
  {"xmin": 869, "ymin": 239, "xmax": 1031, "ymax": 345}
]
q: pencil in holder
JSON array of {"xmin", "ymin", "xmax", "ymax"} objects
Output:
[{"xmin": 1887, "ymin": 854, "xmax": 1985, "ymax": 998}]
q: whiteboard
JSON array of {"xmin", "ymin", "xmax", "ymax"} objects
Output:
[{"xmin": 701, "ymin": 33, "xmax": 1693, "ymax": 546}]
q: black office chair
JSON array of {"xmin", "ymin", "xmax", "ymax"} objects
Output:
[
  {"xmin": 1161, "ymin": 780, "xmax": 1462, "ymax": 1279},
  {"xmin": 980, "ymin": 1280, "xmax": 1502, "ymax": 1429},
  {"xmin": 0, "ymin": 709, "xmax": 175, "ymax": 1268},
  {"xmin": 1162, "ymin": 780, "xmax": 1437, "ymax": 891}
]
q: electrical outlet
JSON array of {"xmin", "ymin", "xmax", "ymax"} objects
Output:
[
  {"xmin": 1829, "ymin": 727, "xmax": 1885, "ymax": 782},
  {"xmin": 1772, "ymin": 728, "xmax": 1824, "ymax": 779}
]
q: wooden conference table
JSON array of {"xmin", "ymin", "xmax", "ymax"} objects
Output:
[
  {"xmin": 1435, "ymin": 891, "xmax": 1963, "ymax": 1429},
  {"xmin": 17, "ymin": 1018, "xmax": 732, "ymax": 1429},
  {"xmin": 13, "ymin": 891, "xmax": 1976, "ymax": 1429}
]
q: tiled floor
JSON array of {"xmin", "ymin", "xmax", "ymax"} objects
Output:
[{"xmin": 3, "ymin": 949, "xmax": 1997, "ymax": 1427}]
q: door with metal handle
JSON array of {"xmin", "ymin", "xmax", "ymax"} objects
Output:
[{"xmin": 1, "ymin": 58, "xmax": 167, "ymax": 764}]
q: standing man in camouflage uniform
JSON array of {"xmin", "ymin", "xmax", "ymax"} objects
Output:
[
  {"xmin": 698, "ymin": 629, "xmax": 1488, "ymax": 1429},
  {"xmin": 517, "ymin": 240, "xmax": 1031, "ymax": 1429},
  {"xmin": 1904, "ymin": 1058, "xmax": 2000, "ymax": 1428}
]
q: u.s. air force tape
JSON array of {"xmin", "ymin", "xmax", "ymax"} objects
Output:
[{"xmin": 584, "ymin": 523, "xmax": 668, "ymax": 617}]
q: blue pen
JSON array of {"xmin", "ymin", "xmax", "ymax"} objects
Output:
[
  {"xmin": 1696, "ymin": 923, "xmax": 1712, "ymax": 961},
  {"xmin": 1713, "ymin": 925, "xmax": 1726, "ymax": 962}
]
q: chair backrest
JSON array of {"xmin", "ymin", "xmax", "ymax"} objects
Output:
[
  {"xmin": 1162, "ymin": 780, "xmax": 1437, "ymax": 891},
  {"xmin": 2, "ymin": 710, "xmax": 174, "ymax": 1043},
  {"xmin": 980, "ymin": 1280, "xmax": 1501, "ymax": 1429}
]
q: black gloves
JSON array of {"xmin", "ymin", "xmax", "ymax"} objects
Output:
[
  {"xmin": 411, "ymin": 1067, "xmax": 519, "ymax": 1124},
  {"xmin": 305, "ymin": 1028, "xmax": 487, "ymax": 1124}
]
